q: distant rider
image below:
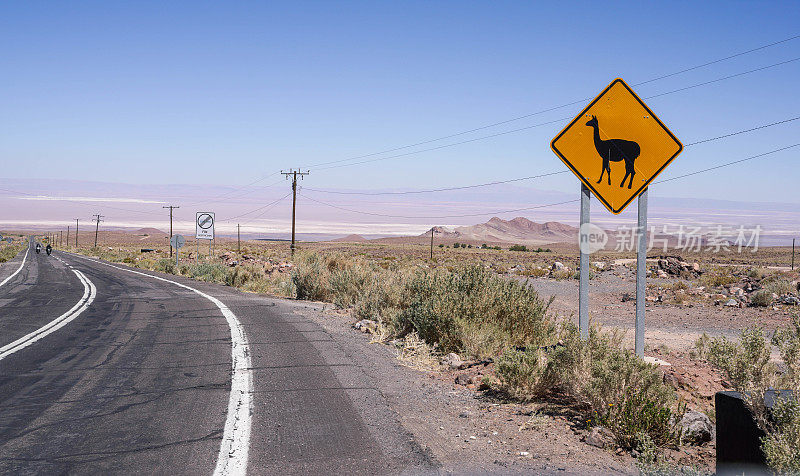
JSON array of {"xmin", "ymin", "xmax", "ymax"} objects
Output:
[
  {"xmin": 35, "ymin": 243, "xmax": 41, "ymax": 254},
  {"xmin": 46, "ymin": 243, "xmax": 52, "ymax": 255}
]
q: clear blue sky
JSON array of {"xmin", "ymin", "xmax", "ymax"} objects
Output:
[{"xmin": 1, "ymin": 1, "xmax": 799, "ymax": 204}]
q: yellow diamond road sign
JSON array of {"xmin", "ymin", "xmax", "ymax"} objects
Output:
[{"xmin": 550, "ymin": 78, "xmax": 682, "ymax": 214}]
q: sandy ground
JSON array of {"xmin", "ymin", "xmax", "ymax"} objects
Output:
[{"xmin": 517, "ymin": 267, "xmax": 798, "ymax": 352}]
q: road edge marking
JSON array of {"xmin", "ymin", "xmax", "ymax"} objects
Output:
[
  {"xmin": 0, "ymin": 268, "xmax": 96, "ymax": 360},
  {"xmin": 0, "ymin": 244, "xmax": 30, "ymax": 288},
  {"xmin": 64, "ymin": 252, "xmax": 253, "ymax": 475}
]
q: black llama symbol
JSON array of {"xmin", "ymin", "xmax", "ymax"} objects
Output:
[{"xmin": 585, "ymin": 116, "xmax": 641, "ymax": 189}]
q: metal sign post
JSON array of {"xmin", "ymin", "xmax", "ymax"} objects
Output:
[
  {"xmin": 578, "ymin": 184, "xmax": 590, "ymax": 340},
  {"xmin": 170, "ymin": 234, "xmax": 185, "ymax": 267},
  {"xmin": 635, "ymin": 189, "xmax": 648, "ymax": 357},
  {"xmin": 195, "ymin": 212, "xmax": 215, "ymax": 260}
]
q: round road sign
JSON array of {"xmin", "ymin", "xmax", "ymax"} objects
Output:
[
  {"xmin": 170, "ymin": 234, "xmax": 186, "ymax": 249},
  {"xmin": 197, "ymin": 213, "xmax": 214, "ymax": 229}
]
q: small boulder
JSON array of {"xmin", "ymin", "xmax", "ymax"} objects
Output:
[
  {"xmin": 551, "ymin": 262, "xmax": 565, "ymax": 271},
  {"xmin": 353, "ymin": 319, "xmax": 378, "ymax": 334},
  {"xmin": 442, "ymin": 353, "xmax": 464, "ymax": 369},
  {"xmin": 585, "ymin": 426, "xmax": 615, "ymax": 448},
  {"xmin": 455, "ymin": 374, "xmax": 472, "ymax": 385},
  {"xmin": 679, "ymin": 410, "xmax": 714, "ymax": 444},
  {"xmin": 725, "ymin": 299, "xmax": 739, "ymax": 307},
  {"xmin": 782, "ymin": 295, "xmax": 800, "ymax": 306}
]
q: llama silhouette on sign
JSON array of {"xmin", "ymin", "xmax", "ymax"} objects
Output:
[{"xmin": 585, "ymin": 115, "xmax": 640, "ymax": 189}]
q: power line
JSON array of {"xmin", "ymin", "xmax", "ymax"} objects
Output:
[
  {"xmin": 655, "ymin": 143, "xmax": 800, "ymax": 184},
  {"xmin": 310, "ymin": 56, "xmax": 800, "ymax": 173},
  {"xmin": 301, "ymin": 34, "xmax": 800, "ymax": 170},
  {"xmin": 303, "ymin": 115, "xmax": 800, "ymax": 195},
  {"xmin": 239, "ymin": 195, "xmax": 290, "ymax": 226},
  {"xmin": 299, "ymin": 192, "xmax": 580, "ymax": 219},
  {"xmin": 223, "ymin": 192, "xmax": 292, "ymax": 221},
  {"xmin": 682, "ymin": 115, "xmax": 800, "ymax": 146},
  {"xmin": 183, "ymin": 173, "xmax": 283, "ymax": 207},
  {"xmin": 298, "ymin": 143, "xmax": 800, "ymax": 219}
]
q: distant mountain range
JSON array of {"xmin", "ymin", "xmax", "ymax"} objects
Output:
[{"xmin": 334, "ymin": 217, "xmax": 579, "ymax": 246}]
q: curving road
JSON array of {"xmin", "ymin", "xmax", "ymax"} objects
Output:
[{"xmin": 0, "ymin": 239, "xmax": 433, "ymax": 474}]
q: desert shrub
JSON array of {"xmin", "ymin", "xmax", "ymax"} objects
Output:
[
  {"xmin": 495, "ymin": 348, "xmax": 553, "ymax": 399},
  {"xmin": 706, "ymin": 326, "xmax": 777, "ymax": 399},
  {"xmin": 190, "ymin": 263, "xmax": 228, "ymax": 283},
  {"xmin": 748, "ymin": 267, "xmax": 766, "ymax": 279},
  {"xmin": 438, "ymin": 243, "xmax": 444, "ymax": 248},
  {"xmin": 509, "ymin": 244, "xmax": 527, "ymax": 252},
  {"xmin": 328, "ymin": 264, "xmax": 373, "ymax": 308},
  {"xmin": 671, "ymin": 281, "xmax": 689, "ymax": 292},
  {"xmin": 528, "ymin": 267, "xmax": 548, "ymax": 278},
  {"xmin": 751, "ymin": 289, "xmax": 773, "ymax": 307},
  {"xmin": 700, "ymin": 267, "xmax": 738, "ymax": 288},
  {"xmin": 635, "ymin": 432, "xmax": 708, "ymax": 476},
  {"xmin": 764, "ymin": 276, "xmax": 794, "ymax": 296},
  {"xmin": 397, "ymin": 265, "xmax": 555, "ymax": 358},
  {"xmin": 453, "ymin": 242, "xmax": 460, "ymax": 248},
  {"xmin": 690, "ymin": 332, "xmax": 711, "ymax": 360},
  {"xmin": 226, "ymin": 265, "xmax": 264, "ymax": 288},
  {"xmin": 291, "ymin": 253, "xmax": 331, "ymax": 301},
  {"xmin": 460, "ymin": 243, "xmax": 467, "ymax": 249},
  {"xmin": 353, "ymin": 269, "xmax": 411, "ymax": 329},
  {"xmin": 551, "ymin": 269, "xmax": 572, "ymax": 280},
  {"xmin": 761, "ymin": 398, "xmax": 800, "ymax": 473},
  {"xmin": 155, "ymin": 258, "xmax": 176, "ymax": 274},
  {"xmin": 550, "ymin": 324, "xmax": 679, "ymax": 447},
  {"xmin": 495, "ymin": 322, "xmax": 679, "ymax": 448},
  {"xmin": 0, "ymin": 244, "xmax": 23, "ymax": 263},
  {"xmin": 703, "ymin": 323, "xmax": 800, "ymax": 473}
]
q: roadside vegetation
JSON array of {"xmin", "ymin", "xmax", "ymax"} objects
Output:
[
  {"xmin": 693, "ymin": 316, "xmax": 800, "ymax": 473},
  {"xmin": 0, "ymin": 242, "xmax": 24, "ymax": 263},
  {"xmin": 69, "ymin": 239, "xmax": 799, "ymax": 473}
]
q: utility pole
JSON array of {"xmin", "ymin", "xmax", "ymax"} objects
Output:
[
  {"xmin": 792, "ymin": 238, "xmax": 796, "ymax": 271},
  {"xmin": 66, "ymin": 226, "xmax": 70, "ymax": 249},
  {"xmin": 430, "ymin": 227, "xmax": 435, "ymax": 260},
  {"xmin": 75, "ymin": 219, "xmax": 79, "ymax": 247},
  {"xmin": 237, "ymin": 224, "xmax": 241, "ymax": 253},
  {"xmin": 93, "ymin": 214, "xmax": 104, "ymax": 248},
  {"xmin": 280, "ymin": 169, "xmax": 309, "ymax": 256},
  {"xmin": 163, "ymin": 205, "xmax": 180, "ymax": 258},
  {"xmin": 60, "ymin": 230, "xmax": 63, "ymax": 247}
]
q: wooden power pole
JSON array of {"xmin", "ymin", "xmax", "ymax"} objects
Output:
[
  {"xmin": 280, "ymin": 169, "xmax": 309, "ymax": 256},
  {"xmin": 237, "ymin": 223, "xmax": 241, "ymax": 253},
  {"xmin": 430, "ymin": 227, "xmax": 435, "ymax": 260},
  {"xmin": 93, "ymin": 214, "xmax": 104, "ymax": 248},
  {"xmin": 75, "ymin": 219, "xmax": 79, "ymax": 247},
  {"xmin": 163, "ymin": 205, "xmax": 180, "ymax": 258},
  {"xmin": 66, "ymin": 226, "xmax": 70, "ymax": 249}
]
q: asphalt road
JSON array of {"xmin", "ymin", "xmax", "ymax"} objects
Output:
[{"xmin": 0, "ymin": 240, "xmax": 433, "ymax": 475}]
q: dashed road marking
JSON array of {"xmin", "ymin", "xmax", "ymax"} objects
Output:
[{"xmin": 64, "ymin": 252, "xmax": 253, "ymax": 475}]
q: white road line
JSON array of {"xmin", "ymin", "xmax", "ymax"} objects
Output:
[
  {"xmin": 65, "ymin": 252, "xmax": 253, "ymax": 475},
  {"xmin": 0, "ymin": 244, "xmax": 30, "ymax": 288},
  {"xmin": 0, "ymin": 267, "xmax": 96, "ymax": 361}
]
